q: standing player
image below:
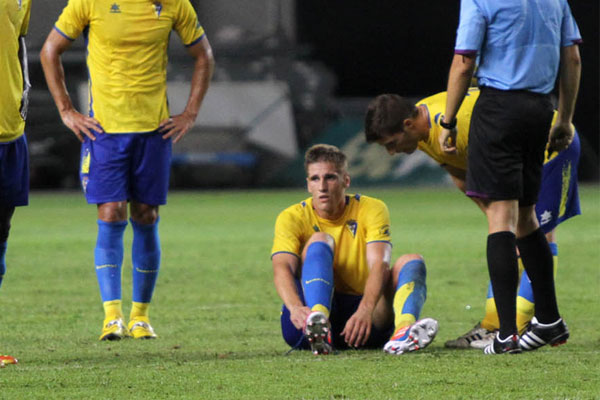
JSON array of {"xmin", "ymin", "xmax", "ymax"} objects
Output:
[
  {"xmin": 439, "ymin": 0, "xmax": 581, "ymax": 354},
  {"xmin": 40, "ymin": 0, "xmax": 214, "ymax": 340},
  {"xmin": 364, "ymin": 87, "xmax": 581, "ymax": 348},
  {"xmin": 0, "ymin": 0, "xmax": 32, "ymax": 365},
  {"xmin": 272, "ymin": 144, "xmax": 438, "ymax": 355}
]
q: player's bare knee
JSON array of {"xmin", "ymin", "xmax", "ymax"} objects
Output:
[
  {"xmin": 517, "ymin": 206, "xmax": 539, "ymax": 237},
  {"xmin": 130, "ymin": 203, "xmax": 159, "ymax": 225},
  {"xmin": 392, "ymin": 253, "xmax": 424, "ymax": 274},
  {"xmin": 307, "ymin": 232, "xmax": 335, "ymax": 250},
  {"xmin": 97, "ymin": 202, "xmax": 127, "ymax": 222}
]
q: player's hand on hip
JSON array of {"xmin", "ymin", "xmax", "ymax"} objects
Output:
[
  {"xmin": 548, "ymin": 122, "xmax": 574, "ymax": 153},
  {"xmin": 159, "ymin": 111, "xmax": 196, "ymax": 143},
  {"xmin": 289, "ymin": 305, "xmax": 312, "ymax": 331},
  {"xmin": 439, "ymin": 127, "xmax": 458, "ymax": 154},
  {"xmin": 340, "ymin": 307, "xmax": 372, "ymax": 348},
  {"xmin": 61, "ymin": 109, "xmax": 103, "ymax": 142}
]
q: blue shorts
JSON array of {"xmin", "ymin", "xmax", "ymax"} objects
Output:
[
  {"xmin": 280, "ymin": 279, "xmax": 393, "ymax": 350},
  {"xmin": 0, "ymin": 135, "xmax": 29, "ymax": 207},
  {"xmin": 80, "ymin": 131, "xmax": 172, "ymax": 205},
  {"xmin": 536, "ymin": 131, "xmax": 581, "ymax": 234}
]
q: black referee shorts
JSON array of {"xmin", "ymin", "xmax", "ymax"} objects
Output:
[{"xmin": 466, "ymin": 87, "xmax": 554, "ymax": 206}]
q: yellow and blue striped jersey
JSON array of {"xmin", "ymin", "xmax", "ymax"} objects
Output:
[
  {"xmin": 54, "ymin": 0, "xmax": 205, "ymax": 134},
  {"xmin": 417, "ymin": 88, "xmax": 568, "ymax": 168},
  {"xmin": 0, "ymin": 0, "xmax": 31, "ymax": 142},
  {"xmin": 272, "ymin": 194, "xmax": 392, "ymax": 296}
]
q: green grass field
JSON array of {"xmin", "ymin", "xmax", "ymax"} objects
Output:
[{"xmin": 1, "ymin": 186, "xmax": 598, "ymax": 399}]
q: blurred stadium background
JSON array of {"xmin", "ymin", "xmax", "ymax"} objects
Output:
[{"xmin": 24, "ymin": 0, "xmax": 599, "ymax": 190}]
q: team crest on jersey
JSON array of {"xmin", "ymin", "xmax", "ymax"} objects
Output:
[
  {"xmin": 346, "ymin": 220, "xmax": 357, "ymax": 237},
  {"xmin": 110, "ymin": 3, "xmax": 121, "ymax": 13},
  {"xmin": 312, "ymin": 225, "xmax": 320, "ymax": 232},
  {"xmin": 379, "ymin": 224, "xmax": 390, "ymax": 237},
  {"xmin": 153, "ymin": 2, "xmax": 163, "ymax": 18}
]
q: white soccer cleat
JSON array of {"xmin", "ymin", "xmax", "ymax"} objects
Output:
[
  {"xmin": 384, "ymin": 318, "xmax": 438, "ymax": 355},
  {"xmin": 303, "ymin": 311, "xmax": 333, "ymax": 355},
  {"xmin": 444, "ymin": 322, "xmax": 496, "ymax": 349}
]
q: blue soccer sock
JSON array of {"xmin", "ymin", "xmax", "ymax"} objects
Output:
[
  {"xmin": 301, "ymin": 242, "xmax": 334, "ymax": 317},
  {"xmin": 392, "ymin": 259, "xmax": 427, "ymax": 332},
  {"xmin": 0, "ymin": 241, "xmax": 7, "ymax": 289},
  {"xmin": 130, "ymin": 218, "xmax": 161, "ymax": 307},
  {"xmin": 95, "ymin": 220, "xmax": 127, "ymax": 303}
]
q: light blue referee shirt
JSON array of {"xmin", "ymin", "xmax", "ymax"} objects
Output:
[{"xmin": 455, "ymin": 0, "xmax": 582, "ymax": 94}]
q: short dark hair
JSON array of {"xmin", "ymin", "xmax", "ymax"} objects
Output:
[
  {"xmin": 304, "ymin": 144, "xmax": 348, "ymax": 174},
  {"xmin": 364, "ymin": 94, "xmax": 418, "ymax": 143}
]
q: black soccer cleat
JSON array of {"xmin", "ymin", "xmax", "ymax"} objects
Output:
[
  {"xmin": 483, "ymin": 333, "xmax": 522, "ymax": 355},
  {"xmin": 519, "ymin": 317, "xmax": 569, "ymax": 351}
]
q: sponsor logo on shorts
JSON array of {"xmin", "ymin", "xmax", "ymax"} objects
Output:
[{"xmin": 540, "ymin": 210, "xmax": 552, "ymax": 226}]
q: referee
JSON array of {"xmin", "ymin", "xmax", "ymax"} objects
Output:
[{"xmin": 439, "ymin": 0, "xmax": 582, "ymax": 354}]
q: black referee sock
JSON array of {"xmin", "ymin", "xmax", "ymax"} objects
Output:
[
  {"xmin": 487, "ymin": 231, "xmax": 519, "ymax": 340},
  {"xmin": 517, "ymin": 228, "xmax": 560, "ymax": 324}
]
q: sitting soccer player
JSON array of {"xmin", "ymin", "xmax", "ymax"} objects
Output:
[
  {"xmin": 272, "ymin": 144, "xmax": 438, "ymax": 355},
  {"xmin": 364, "ymin": 88, "xmax": 580, "ymax": 350}
]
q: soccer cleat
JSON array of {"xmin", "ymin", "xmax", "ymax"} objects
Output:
[
  {"xmin": 0, "ymin": 355, "xmax": 18, "ymax": 365},
  {"xmin": 383, "ymin": 318, "xmax": 438, "ymax": 355},
  {"xmin": 128, "ymin": 317, "xmax": 157, "ymax": 339},
  {"xmin": 519, "ymin": 317, "xmax": 569, "ymax": 351},
  {"xmin": 303, "ymin": 311, "xmax": 333, "ymax": 355},
  {"xmin": 483, "ymin": 333, "xmax": 522, "ymax": 354},
  {"xmin": 444, "ymin": 322, "xmax": 496, "ymax": 349},
  {"xmin": 99, "ymin": 318, "xmax": 130, "ymax": 341}
]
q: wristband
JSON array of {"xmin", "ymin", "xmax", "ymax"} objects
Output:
[{"xmin": 440, "ymin": 116, "xmax": 457, "ymax": 130}]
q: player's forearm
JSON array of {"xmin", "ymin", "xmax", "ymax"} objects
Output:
[
  {"xmin": 273, "ymin": 263, "xmax": 304, "ymax": 310},
  {"xmin": 359, "ymin": 263, "xmax": 386, "ymax": 314},
  {"xmin": 183, "ymin": 41, "xmax": 215, "ymax": 120},
  {"xmin": 444, "ymin": 54, "xmax": 476, "ymax": 123},
  {"xmin": 555, "ymin": 45, "xmax": 581, "ymax": 125},
  {"xmin": 40, "ymin": 45, "xmax": 75, "ymax": 116}
]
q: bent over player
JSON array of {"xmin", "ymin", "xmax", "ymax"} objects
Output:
[
  {"xmin": 272, "ymin": 144, "xmax": 438, "ymax": 355},
  {"xmin": 40, "ymin": 0, "xmax": 214, "ymax": 340},
  {"xmin": 364, "ymin": 87, "xmax": 580, "ymax": 349},
  {"xmin": 0, "ymin": 0, "xmax": 32, "ymax": 365}
]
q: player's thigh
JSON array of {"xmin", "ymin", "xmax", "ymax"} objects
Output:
[
  {"xmin": 81, "ymin": 133, "xmax": 131, "ymax": 204},
  {"xmin": 0, "ymin": 135, "xmax": 29, "ymax": 208},
  {"xmin": 130, "ymin": 132, "xmax": 171, "ymax": 206},
  {"xmin": 466, "ymin": 91, "xmax": 524, "ymax": 200}
]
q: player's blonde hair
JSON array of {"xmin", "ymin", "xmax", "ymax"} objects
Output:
[{"xmin": 304, "ymin": 144, "xmax": 348, "ymax": 174}]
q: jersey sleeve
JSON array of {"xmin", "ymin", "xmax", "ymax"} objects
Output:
[
  {"xmin": 174, "ymin": 0, "xmax": 205, "ymax": 47},
  {"xmin": 455, "ymin": 0, "xmax": 486, "ymax": 54},
  {"xmin": 20, "ymin": 1, "xmax": 32, "ymax": 36},
  {"xmin": 54, "ymin": 0, "xmax": 90, "ymax": 41},
  {"xmin": 560, "ymin": 1, "xmax": 582, "ymax": 47},
  {"xmin": 271, "ymin": 208, "xmax": 304, "ymax": 258},
  {"xmin": 362, "ymin": 198, "xmax": 392, "ymax": 244}
]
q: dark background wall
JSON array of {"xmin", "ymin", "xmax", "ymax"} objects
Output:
[{"xmin": 296, "ymin": 0, "xmax": 599, "ymax": 180}]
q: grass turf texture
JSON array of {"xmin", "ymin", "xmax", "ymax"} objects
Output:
[{"xmin": 1, "ymin": 186, "xmax": 598, "ymax": 399}]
